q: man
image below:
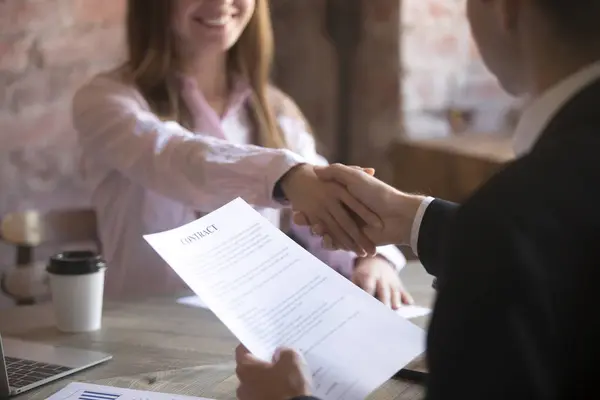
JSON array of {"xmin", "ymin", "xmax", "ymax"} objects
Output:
[{"xmin": 234, "ymin": 0, "xmax": 600, "ymax": 399}]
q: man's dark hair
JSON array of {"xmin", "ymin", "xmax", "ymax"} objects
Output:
[{"xmin": 536, "ymin": 0, "xmax": 600, "ymax": 38}]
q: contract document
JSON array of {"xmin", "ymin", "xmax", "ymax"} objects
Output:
[
  {"xmin": 144, "ymin": 198, "xmax": 425, "ymax": 400},
  {"xmin": 176, "ymin": 295, "xmax": 432, "ymax": 319}
]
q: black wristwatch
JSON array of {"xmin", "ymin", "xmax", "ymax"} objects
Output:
[{"xmin": 273, "ymin": 179, "xmax": 287, "ymax": 202}]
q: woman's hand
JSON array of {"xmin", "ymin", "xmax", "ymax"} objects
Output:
[
  {"xmin": 279, "ymin": 164, "xmax": 381, "ymax": 256},
  {"xmin": 353, "ymin": 257, "xmax": 414, "ymax": 309},
  {"xmin": 292, "ymin": 164, "xmax": 423, "ymax": 251}
]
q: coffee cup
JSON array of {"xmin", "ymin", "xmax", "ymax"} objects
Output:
[{"xmin": 46, "ymin": 251, "xmax": 106, "ymax": 333}]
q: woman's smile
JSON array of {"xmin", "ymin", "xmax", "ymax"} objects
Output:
[{"xmin": 193, "ymin": 14, "xmax": 238, "ymax": 30}]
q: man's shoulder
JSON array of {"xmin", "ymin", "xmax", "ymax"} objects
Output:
[{"xmin": 475, "ymin": 133, "xmax": 597, "ymax": 196}]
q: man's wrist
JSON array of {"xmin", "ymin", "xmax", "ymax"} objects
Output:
[{"xmin": 391, "ymin": 192, "xmax": 426, "ymax": 245}]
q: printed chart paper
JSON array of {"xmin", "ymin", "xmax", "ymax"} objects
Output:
[{"xmin": 47, "ymin": 382, "xmax": 214, "ymax": 400}]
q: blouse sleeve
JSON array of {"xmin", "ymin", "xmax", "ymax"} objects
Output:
[{"xmin": 72, "ymin": 76, "xmax": 305, "ymax": 212}]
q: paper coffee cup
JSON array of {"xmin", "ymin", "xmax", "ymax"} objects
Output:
[{"xmin": 46, "ymin": 251, "xmax": 106, "ymax": 333}]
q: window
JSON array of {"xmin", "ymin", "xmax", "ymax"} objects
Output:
[{"xmin": 401, "ymin": 0, "xmax": 521, "ymax": 139}]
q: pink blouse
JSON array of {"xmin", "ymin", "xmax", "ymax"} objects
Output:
[{"xmin": 72, "ymin": 68, "xmax": 406, "ymax": 300}]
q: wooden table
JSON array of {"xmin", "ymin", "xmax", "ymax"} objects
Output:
[{"xmin": 0, "ymin": 261, "xmax": 435, "ymax": 400}]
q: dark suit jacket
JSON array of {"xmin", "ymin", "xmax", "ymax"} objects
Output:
[
  {"xmin": 419, "ymin": 78, "xmax": 600, "ymax": 400},
  {"xmin": 292, "ymin": 79, "xmax": 600, "ymax": 400}
]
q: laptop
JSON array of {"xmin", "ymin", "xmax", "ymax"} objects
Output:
[{"xmin": 0, "ymin": 333, "xmax": 112, "ymax": 397}]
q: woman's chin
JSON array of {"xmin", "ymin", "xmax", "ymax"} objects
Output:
[{"xmin": 188, "ymin": 32, "xmax": 241, "ymax": 53}]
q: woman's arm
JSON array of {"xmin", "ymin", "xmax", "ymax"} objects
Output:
[{"xmin": 73, "ymin": 76, "xmax": 305, "ymax": 212}]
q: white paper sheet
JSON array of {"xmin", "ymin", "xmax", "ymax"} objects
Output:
[
  {"xmin": 47, "ymin": 382, "xmax": 213, "ymax": 400},
  {"xmin": 144, "ymin": 198, "xmax": 426, "ymax": 400},
  {"xmin": 176, "ymin": 295, "xmax": 432, "ymax": 319}
]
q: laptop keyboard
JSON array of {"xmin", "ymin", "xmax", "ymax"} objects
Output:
[{"xmin": 5, "ymin": 356, "xmax": 71, "ymax": 388}]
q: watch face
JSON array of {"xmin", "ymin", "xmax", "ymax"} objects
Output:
[{"xmin": 273, "ymin": 181, "xmax": 286, "ymax": 201}]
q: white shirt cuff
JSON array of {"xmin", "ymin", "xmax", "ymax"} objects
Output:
[
  {"xmin": 374, "ymin": 245, "xmax": 407, "ymax": 273},
  {"xmin": 410, "ymin": 196, "xmax": 435, "ymax": 256},
  {"xmin": 341, "ymin": 245, "xmax": 407, "ymax": 279}
]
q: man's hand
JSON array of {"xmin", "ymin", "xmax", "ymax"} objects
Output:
[
  {"xmin": 279, "ymin": 164, "xmax": 381, "ymax": 256},
  {"xmin": 353, "ymin": 257, "xmax": 414, "ymax": 309},
  {"xmin": 235, "ymin": 345, "xmax": 312, "ymax": 400},
  {"xmin": 293, "ymin": 164, "xmax": 424, "ymax": 248}
]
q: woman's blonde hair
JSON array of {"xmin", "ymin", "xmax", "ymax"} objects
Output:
[{"xmin": 125, "ymin": 0, "xmax": 287, "ymax": 148}]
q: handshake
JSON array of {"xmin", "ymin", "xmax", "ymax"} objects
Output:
[{"xmin": 278, "ymin": 163, "xmax": 425, "ymax": 256}]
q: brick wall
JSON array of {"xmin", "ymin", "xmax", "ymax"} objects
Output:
[
  {"xmin": 0, "ymin": 0, "xmax": 125, "ymax": 215},
  {"xmin": 0, "ymin": 0, "xmax": 126, "ymax": 306},
  {"xmin": 402, "ymin": 0, "xmax": 519, "ymax": 139}
]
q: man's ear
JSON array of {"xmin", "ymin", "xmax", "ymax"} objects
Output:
[{"xmin": 497, "ymin": 0, "xmax": 520, "ymax": 32}]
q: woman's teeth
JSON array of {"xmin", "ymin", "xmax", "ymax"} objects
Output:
[{"xmin": 202, "ymin": 16, "xmax": 232, "ymax": 27}]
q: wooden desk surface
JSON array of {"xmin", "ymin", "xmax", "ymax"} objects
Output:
[{"xmin": 0, "ymin": 261, "xmax": 435, "ymax": 400}]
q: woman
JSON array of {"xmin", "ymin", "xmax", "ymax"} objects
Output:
[{"xmin": 72, "ymin": 0, "xmax": 412, "ymax": 306}]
